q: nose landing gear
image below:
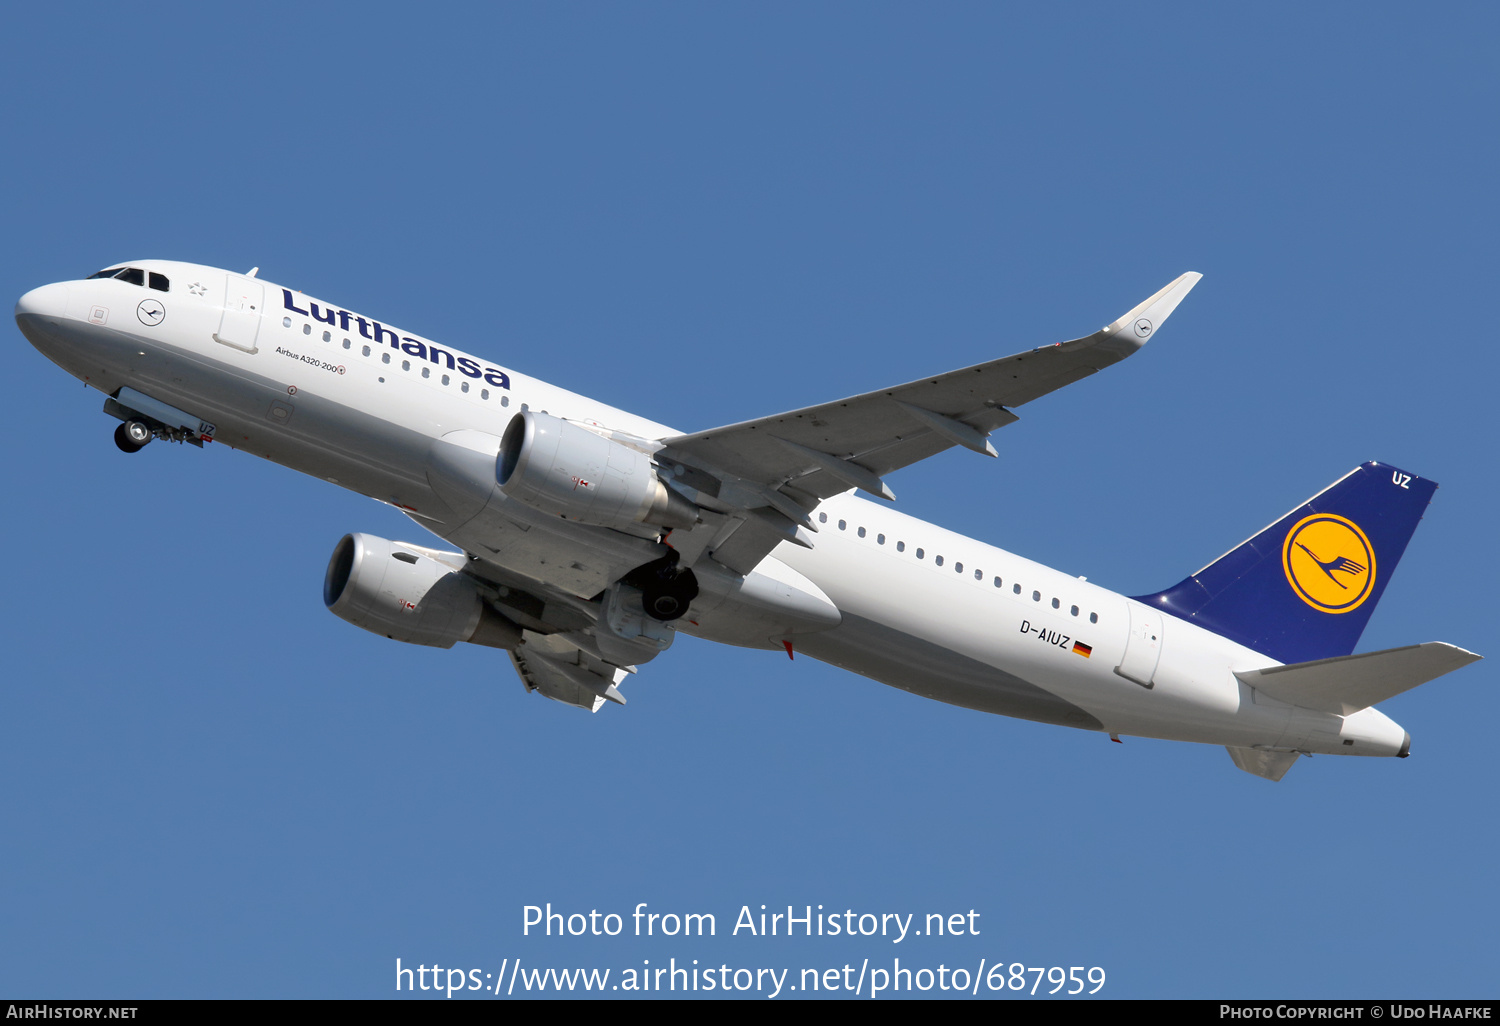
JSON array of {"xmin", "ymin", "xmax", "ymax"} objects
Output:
[
  {"xmin": 103, "ymin": 388, "xmax": 215, "ymax": 452},
  {"xmin": 113, "ymin": 420, "xmax": 153, "ymax": 453}
]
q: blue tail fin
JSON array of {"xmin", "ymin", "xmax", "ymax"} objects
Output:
[{"xmin": 1134, "ymin": 462, "xmax": 1437, "ymax": 664}]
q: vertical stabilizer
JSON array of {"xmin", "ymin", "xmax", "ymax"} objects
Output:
[{"xmin": 1135, "ymin": 462, "xmax": 1436, "ymax": 665}]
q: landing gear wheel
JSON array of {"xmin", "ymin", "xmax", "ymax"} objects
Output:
[
  {"xmin": 627, "ymin": 552, "xmax": 701, "ymax": 622},
  {"xmin": 643, "ymin": 588, "xmax": 690, "ymax": 621},
  {"xmin": 114, "ymin": 420, "xmax": 152, "ymax": 453}
]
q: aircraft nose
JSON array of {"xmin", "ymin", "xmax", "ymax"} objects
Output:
[{"xmin": 15, "ymin": 282, "xmax": 71, "ymax": 324}]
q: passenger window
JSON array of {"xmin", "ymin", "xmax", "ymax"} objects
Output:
[
  {"xmin": 148, "ymin": 272, "xmax": 169, "ymax": 292},
  {"xmin": 115, "ymin": 267, "xmax": 145, "ymax": 286}
]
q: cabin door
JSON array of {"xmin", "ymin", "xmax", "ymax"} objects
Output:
[{"xmin": 215, "ymin": 274, "xmax": 264, "ymax": 353}]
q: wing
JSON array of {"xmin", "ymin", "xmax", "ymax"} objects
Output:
[{"xmin": 658, "ymin": 273, "xmax": 1202, "ymax": 574}]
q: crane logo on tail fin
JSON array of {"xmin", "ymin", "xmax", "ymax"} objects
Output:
[{"xmin": 1282, "ymin": 514, "xmax": 1377, "ymax": 614}]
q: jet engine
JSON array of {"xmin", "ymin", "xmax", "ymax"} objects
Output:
[
  {"xmin": 497, "ymin": 411, "xmax": 698, "ymax": 531},
  {"xmin": 323, "ymin": 533, "xmax": 521, "ymax": 650}
]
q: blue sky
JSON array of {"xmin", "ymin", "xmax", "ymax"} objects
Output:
[{"xmin": 1, "ymin": 3, "xmax": 1495, "ymax": 999}]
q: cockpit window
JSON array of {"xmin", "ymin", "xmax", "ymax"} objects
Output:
[{"xmin": 85, "ymin": 266, "xmax": 155, "ymax": 286}]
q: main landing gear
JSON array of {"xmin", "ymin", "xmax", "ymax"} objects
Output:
[
  {"xmin": 113, "ymin": 420, "xmax": 153, "ymax": 453},
  {"xmin": 624, "ymin": 551, "xmax": 700, "ymax": 622}
]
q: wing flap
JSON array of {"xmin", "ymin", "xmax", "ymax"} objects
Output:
[
  {"xmin": 1235, "ymin": 642, "xmax": 1482, "ymax": 715},
  {"xmin": 510, "ymin": 630, "xmax": 629, "ymax": 712},
  {"xmin": 706, "ymin": 512, "xmax": 815, "ymax": 576}
]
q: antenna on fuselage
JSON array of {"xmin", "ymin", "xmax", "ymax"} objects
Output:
[{"xmin": 246, "ymin": 267, "xmax": 259, "ymax": 278}]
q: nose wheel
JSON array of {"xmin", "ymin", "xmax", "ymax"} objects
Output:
[{"xmin": 114, "ymin": 420, "xmax": 153, "ymax": 453}]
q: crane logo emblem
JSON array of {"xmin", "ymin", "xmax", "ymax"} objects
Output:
[{"xmin": 1282, "ymin": 513, "xmax": 1377, "ymax": 614}]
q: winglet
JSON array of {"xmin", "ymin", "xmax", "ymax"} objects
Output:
[{"xmin": 1100, "ymin": 271, "xmax": 1202, "ymax": 349}]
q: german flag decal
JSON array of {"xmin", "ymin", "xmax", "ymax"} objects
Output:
[{"xmin": 1072, "ymin": 641, "xmax": 1092, "ymax": 658}]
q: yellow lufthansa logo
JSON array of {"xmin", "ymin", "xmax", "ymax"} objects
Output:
[{"xmin": 1282, "ymin": 514, "xmax": 1376, "ymax": 614}]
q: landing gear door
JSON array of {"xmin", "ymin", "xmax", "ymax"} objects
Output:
[
  {"xmin": 215, "ymin": 274, "xmax": 264, "ymax": 353},
  {"xmin": 1115, "ymin": 599, "xmax": 1164, "ymax": 688}
]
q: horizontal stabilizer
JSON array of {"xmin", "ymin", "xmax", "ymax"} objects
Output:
[
  {"xmin": 1236, "ymin": 642, "xmax": 1481, "ymax": 715},
  {"xmin": 1226, "ymin": 747, "xmax": 1299, "ymax": 782}
]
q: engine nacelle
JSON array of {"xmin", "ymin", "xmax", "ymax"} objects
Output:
[
  {"xmin": 497, "ymin": 411, "xmax": 697, "ymax": 530},
  {"xmin": 323, "ymin": 533, "xmax": 521, "ymax": 650}
]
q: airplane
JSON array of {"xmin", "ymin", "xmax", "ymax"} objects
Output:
[{"xmin": 14, "ymin": 260, "xmax": 1481, "ymax": 782}]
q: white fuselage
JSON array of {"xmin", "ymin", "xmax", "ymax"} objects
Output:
[{"xmin": 15, "ymin": 260, "xmax": 1409, "ymax": 759}]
